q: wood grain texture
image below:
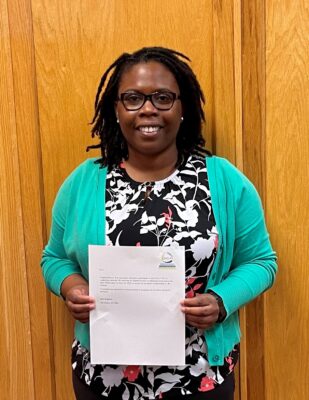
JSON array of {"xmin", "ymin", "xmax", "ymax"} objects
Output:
[
  {"xmin": 233, "ymin": 0, "xmax": 243, "ymax": 171},
  {"xmin": 0, "ymin": 0, "xmax": 35, "ymax": 398},
  {"xmin": 6, "ymin": 0, "xmax": 55, "ymax": 398},
  {"xmin": 265, "ymin": 1, "xmax": 309, "ymax": 399},
  {"xmin": 241, "ymin": 0, "xmax": 266, "ymax": 196},
  {"xmin": 30, "ymin": 1, "xmax": 214, "ymax": 398},
  {"xmin": 212, "ymin": 0, "xmax": 236, "ymax": 162},
  {"xmin": 232, "ymin": 2, "xmax": 243, "ymax": 399},
  {"xmin": 241, "ymin": 1, "xmax": 267, "ymax": 399}
]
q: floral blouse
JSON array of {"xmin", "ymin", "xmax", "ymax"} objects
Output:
[{"xmin": 72, "ymin": 155, "xmax": 239, "ymax": 399}]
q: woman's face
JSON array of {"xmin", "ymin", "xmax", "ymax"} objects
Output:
[{"xmin": 115, "ymin": 61, "xmax": 183, "ymax": 159}]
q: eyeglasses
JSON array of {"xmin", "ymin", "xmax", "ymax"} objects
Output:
[{"xmin": 117, "ymin": 91, "xmax": 181, "ymax": 111}]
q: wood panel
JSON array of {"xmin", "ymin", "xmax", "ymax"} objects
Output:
[
  {"xmin": 232, "ymin": 2, "xmax": 243, "ymax": 399},
  {"xmin": 31, "ymin": 1, "xmax": 214, "ymax": 398},
  {"xmin": 0, "ymin": 0, "xmax": 35, "ymax": 398},
  {"xmin": 242, "ymin": 0, "xmax": 266, "ymax": 196},
  {"xmin": 6, "ymin": 0, "xmax": 55, "ymax": 398},
  {"xmin": 212, "ymin": 0, "xmax": 236, "ymax": 162},
  {"xmin": 212, "ymin": 2, "xmax": 243, "ymax": 397},
  {"xmin": 265, "ymin": 1, "xmax": 309, "ymax": 399},
  {"xmin": 241, "ymin": 1, "xmax": 267, "ymax": 399}
]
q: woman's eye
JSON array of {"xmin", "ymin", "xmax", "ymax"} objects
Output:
[
  {"xmin": 156, "ymin": 93, "xmax": 172, "ymax": 103},
  {"xmin": 126, "ymin": 94, "xmax": 142, "ymax": 103}
]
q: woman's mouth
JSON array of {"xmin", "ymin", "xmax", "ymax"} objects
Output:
[{"xmin": 137, "ymin": 126, "xmax": 162, "ymax": 136}]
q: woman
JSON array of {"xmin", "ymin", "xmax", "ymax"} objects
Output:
[{"xmin": 41, "ymin": 47, "xmax": 277, "ymax": 399}]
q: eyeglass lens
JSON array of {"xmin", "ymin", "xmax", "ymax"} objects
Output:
[{"xmin": 121, "ymin": 91, "xmax": 176, "ymax": 110}]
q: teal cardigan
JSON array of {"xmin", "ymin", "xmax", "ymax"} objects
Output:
[{"xmin": 41, "ymin": 156, "xmax": 277, "ymax": 366}]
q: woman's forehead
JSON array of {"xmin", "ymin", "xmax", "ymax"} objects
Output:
[{"xmin": 118, "ymin": 61, "xmax": 179, "ymax": 91}]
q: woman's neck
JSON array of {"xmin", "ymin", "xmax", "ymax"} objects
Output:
[{"xmin": 123, "ymin": 151, "xmax": 178, "ymax": 182}]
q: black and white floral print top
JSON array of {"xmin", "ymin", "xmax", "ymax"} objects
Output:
[{"xmin": 72, "ymin": 155, "xmax": 239, "ymax": 399}]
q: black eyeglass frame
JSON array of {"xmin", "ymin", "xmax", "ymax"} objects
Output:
[{"xmin": 117, "ymin": 91, "xmax": 181, "ymax": 111}]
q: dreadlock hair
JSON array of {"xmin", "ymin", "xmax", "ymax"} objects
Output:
[{"xmin": 87, "ymin": 46, "xmax": 211, "ymax": 170}]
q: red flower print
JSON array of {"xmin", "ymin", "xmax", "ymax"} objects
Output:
[
  {"xmin": 120, "ymin": 162, "xmax": 125, "ymax": 169},
  {"xmin": 186, "ymin": 282, "xmax": 202, "ymax": 298},
  {"xmin": 136, "ymin": 242, "xmax": 141, "ymax": 246},
  {"xmin": 186, "ymin": 277, "xmax": 196, "ymax": 286},
  {"xmin": 225, "ymin": 356, "xmax": 234, "ymax": 372},
  {"xmin": 159, "ymin": 393, "xmax": 163, "ymax": 399},
  {"xmin": 186, "ymin": 289, "xmax": 195, "ymax": 298},
  {"xmin": 160, "ymin": 206, "xmax": 173, "ymax": 228},
  {"xmin": 123, "ymin": 365, "xmax": 141, "ymax": 382},
  {"xmin": 198, "ymin": 376, "xmax": 215, "ymax": 392},
  {"xmin": 193, "ymin": 283, "xmax": 203, "ymax": 291}
]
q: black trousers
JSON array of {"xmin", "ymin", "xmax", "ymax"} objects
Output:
[{"xmin": 72, "ymin": 370, "xmax": 235, "ymax": 400}]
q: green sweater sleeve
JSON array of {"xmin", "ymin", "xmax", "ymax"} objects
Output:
[
  {"xmin": 41, "ymin": 172, "xmax": 83, "ymax": 296},
  {"xmin": 208, "ymin": 160, "xmax": 277, "ymax": 317}
]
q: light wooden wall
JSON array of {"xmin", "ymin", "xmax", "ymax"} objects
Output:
[
  {"xmin": 264, "ymin": 1, "xmax": 309, "ymax": 399},
  {"xmin": 0, "ymin": 0, "xmax": 308, "ymax": 399}
]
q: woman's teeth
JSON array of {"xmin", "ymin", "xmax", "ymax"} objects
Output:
[{"xmin": 138, "ymin": 126, "xmax": 161, "ymax": 133}]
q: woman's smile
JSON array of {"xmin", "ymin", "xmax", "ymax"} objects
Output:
[
  {"xmin": 135, "ymin": 124, "xmax": 163, "ymax": 138},
  {"xmin": 137, "ymin": 125, "xmax": 162, "ymax": 135}
]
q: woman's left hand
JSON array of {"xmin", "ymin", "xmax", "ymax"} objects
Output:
[{"xmin": 181, "ymin": 293, "xmax": 220, "ymax": 330}]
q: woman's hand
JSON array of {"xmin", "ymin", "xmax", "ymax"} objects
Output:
[
  {"xmin": 181, "ymin": 293, "xmax": 220, "ymax": 330},
  {"xmin": 65, "ymin": 284, "xmax": 95, "ymax": 323},
  {"xmin": 61, "ymin": 274, "xmax": 95, "ymax": 323}
]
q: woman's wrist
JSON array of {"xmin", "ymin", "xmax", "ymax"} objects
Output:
[{"xmin": 207, "ymin": 290, "xmax": 227, "ymax": 322}]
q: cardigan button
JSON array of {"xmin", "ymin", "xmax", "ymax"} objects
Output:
[{"xmin": 213, "ymin": 355, "xmax": 220, "ymax": 362}]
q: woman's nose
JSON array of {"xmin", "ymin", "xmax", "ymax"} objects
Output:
[{"xmin": 139, "ymin": 99, "xmax": 158, "ymax": 114}]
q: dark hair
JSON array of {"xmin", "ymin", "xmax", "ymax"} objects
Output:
[{"xmin": 87, "ymin": 46, "xmax": 210, "ymax": 169}]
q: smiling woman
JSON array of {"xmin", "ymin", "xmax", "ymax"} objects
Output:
[{"xmin": 41, "ymin": 47, "xmax": 277, "ymax": 400}]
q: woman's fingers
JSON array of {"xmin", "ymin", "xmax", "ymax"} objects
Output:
[
  {"xmin": 185, "ymin": 310, "xmax": 218, "ymax": 329},
  {"xmin": 181, "ymin": 304, "xmax": 216, "ymax": 316},
  {"xmin": 66, "ymin": 300, "xmax": 94, "ymax": 323},
  {"xmin": 185, "ymin": 309, "xmax": 217, "ymax": 321},
  {"xmin": 186, "ymin": 313, "xmax": 217, "ymax": 324},
  {"xmin": 71, "ymin": 311, "xmax": 91, "ymax": 323},
  {"xmin": 66, "ymin": 300, "xmax": 95, "ymax": 313},
  {"xmin": 65, "ymin": 284, "xmax": 95, "ymax": 323},
  {"xmin": 182, "ymin": 293, "xmax": 217, "ymax": 307},
  {"xmin": 181, "ymin": 293, "xmax": 219, "ymax": 329},
  {"xmin": 185, "ymin": 320, "xmax": 214, "ymax": 329}
]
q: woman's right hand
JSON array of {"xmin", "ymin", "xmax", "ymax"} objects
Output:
[
  {"xmin": 65, "ymin": 284, "xmax": 95, "ymax": 323},
  {"xmin": 61, "ymin": 274, "xmax": 95, "ymax": 323}
]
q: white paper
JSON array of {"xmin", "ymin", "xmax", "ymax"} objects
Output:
[{"xmin": 89, "ymin": 245, "xmax": 185, "ymax": 365}]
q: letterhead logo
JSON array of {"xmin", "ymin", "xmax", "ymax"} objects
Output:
[{"xmin": 159, "ymin": 251, "xmax": 176, "ymax": 268}]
